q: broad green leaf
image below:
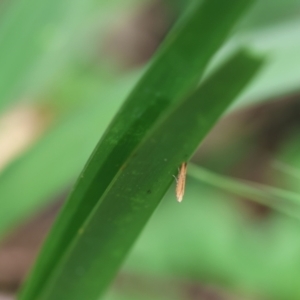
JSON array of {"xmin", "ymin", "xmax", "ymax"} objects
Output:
[
  {"xmin": 19, "ymin": 0, "xmax": 260, "ymax": 299},
  {"xmin": 20, "ymin": 49, "xmax": 263, "ymax": 300}
]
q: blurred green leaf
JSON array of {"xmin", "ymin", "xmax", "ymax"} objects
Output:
[
  {"xmin": 0, "ymin": 75, "xmax": 135, "ymax": 237},
  {"xmin": 187, "ymin": 163, "xmax": 300, "ymax": 219},
  {"xmin": 0, "ymin": 0, "xmax": 85, "ymax": 109},
  {"xmin": 0, "ymin": 0, "xmax": 143, "ymax": 110},
  {"xmin": 239, "ymin": 0, "xmax": 300, "ymax": 30},
  {"xmin": 233, "ymin": 19, "xmax": 300, "ymax": 108}
]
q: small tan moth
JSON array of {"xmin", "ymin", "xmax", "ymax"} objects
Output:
[{"xmin": 175, "ymin": 162, "xmax": 187, "ymax": 202}]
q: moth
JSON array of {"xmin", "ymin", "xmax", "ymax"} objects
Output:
[{"xmin": 174, "ymin": 162, "xmax": 187, "ymax": 202}]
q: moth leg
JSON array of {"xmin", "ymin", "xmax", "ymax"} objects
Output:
[{"xmin": 173, "ymin": 175, "xmax": 178, "ymax": 183}]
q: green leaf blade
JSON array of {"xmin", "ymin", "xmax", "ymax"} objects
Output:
[
  {"xmin": 22, "ymin": 49, "xmax": 263, "ymax": 300},
  {"xmin": 19, "ymin": 0, "xmax": 259, "ymax": 299}
]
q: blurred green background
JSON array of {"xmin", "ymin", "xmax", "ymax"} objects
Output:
[{"xmin": 0, "ymin": 0, "xmax": 300, "ymax": 299}]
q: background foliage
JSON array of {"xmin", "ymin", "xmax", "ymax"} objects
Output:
[{"xmin": 0, "ymin": 0, "xmax": 300, "ymax": 299}]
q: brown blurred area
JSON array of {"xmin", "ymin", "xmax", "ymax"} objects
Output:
[
  {"xmin": 0, "ymin": 200, "xmax": 62, "ymax": 293},
  {"xmin": 0, "ymin": 105, "xmax": 52, "ymax": 171},
  {"xmin": 101, "ymin": 0, "xmax": 173, "ymax": 69},
  {"xmin": 0, "ymin": 104, "xmax": 54, "ymax": 297}
]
